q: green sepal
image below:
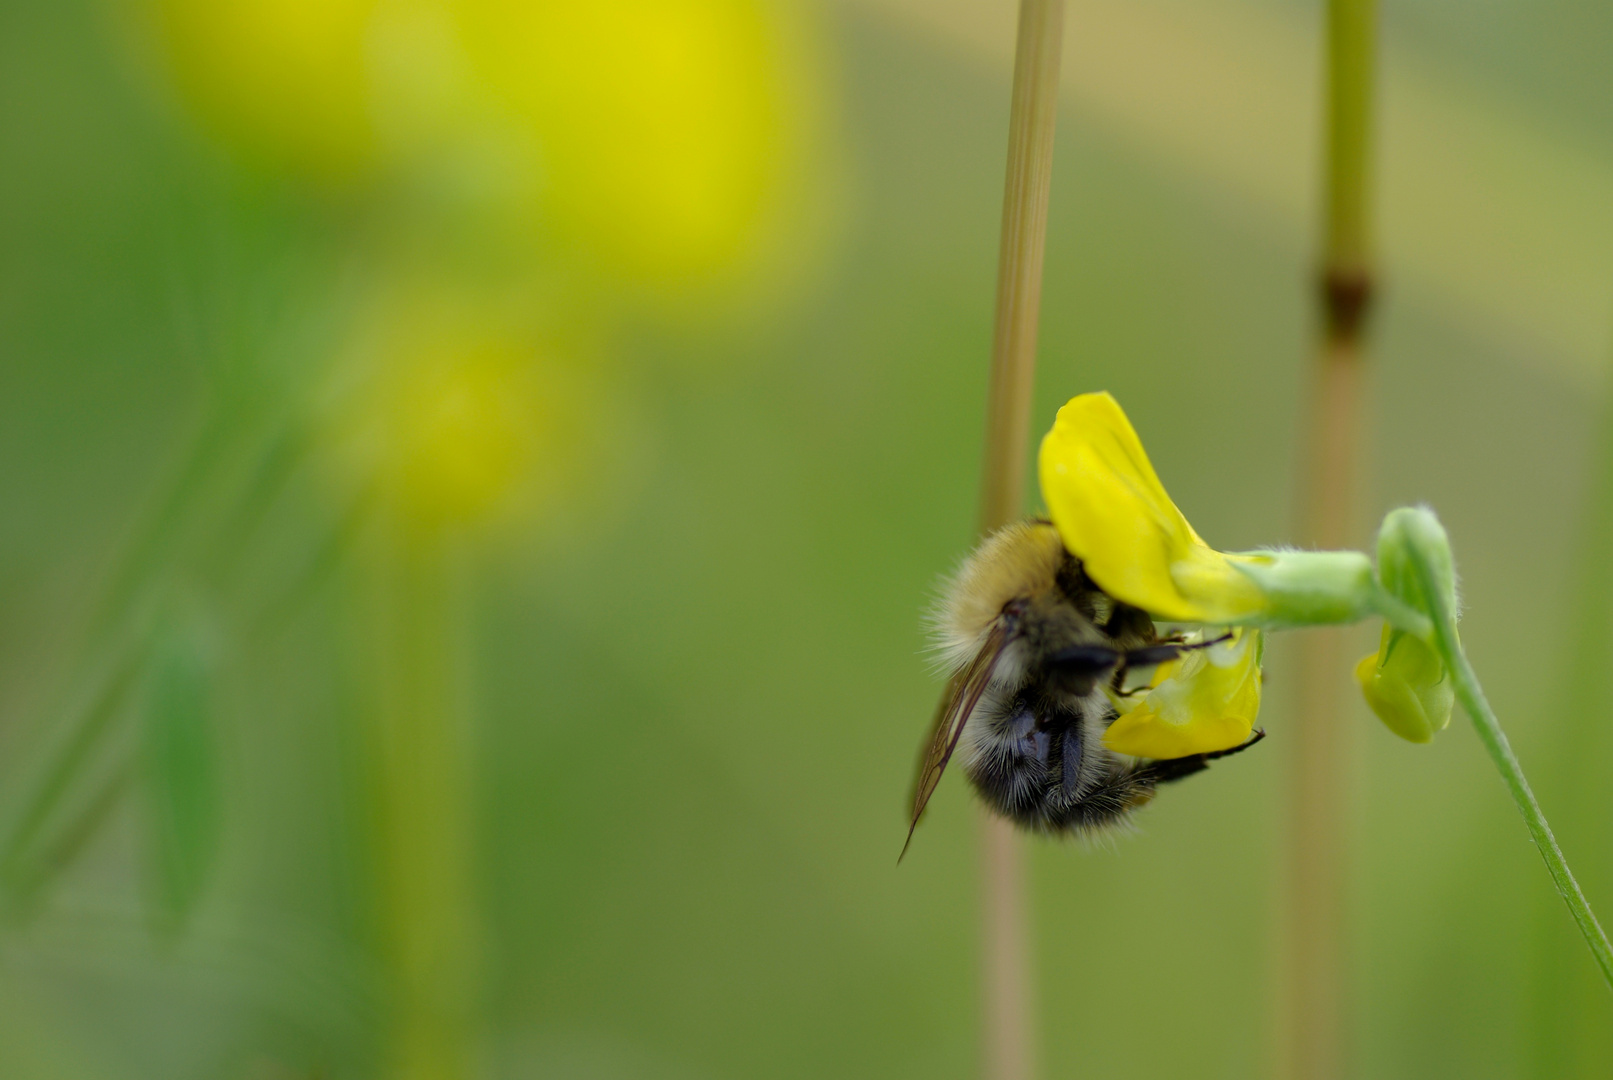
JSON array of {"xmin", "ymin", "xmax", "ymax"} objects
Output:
[{"xmin": 1231, "ymin": 548, "xmax": 1377, "ymax": 626}]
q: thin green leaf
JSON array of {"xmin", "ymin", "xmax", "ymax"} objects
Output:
[
  {"xmin": 139, "ymin": 613, "xmax": 221, "ymax": 930},
  {"xmin": 0, "ymin": 647, "xmax": 143, "ymax": 915}
]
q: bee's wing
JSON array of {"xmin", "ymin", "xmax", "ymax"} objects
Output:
[{"xmin": 901, "ymin": 621, "xmax": 1009, "ymax": 861}]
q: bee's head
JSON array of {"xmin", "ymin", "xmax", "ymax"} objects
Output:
[
  {"xmin": 934, "ymin": 518, "xmax": 1155, "ymax": 684},
  {"xmin": 995, "ymin": 589, "xmax": 1117, "ymax": 697},
  {"xmin": 934, "ymin": 520, "xmax": 1065, "ymax": 673}
]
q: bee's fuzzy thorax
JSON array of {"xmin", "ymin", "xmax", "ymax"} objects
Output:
[{"xmin": 932, "ymin": 519, "xmax": 1065, "ymax": 673}]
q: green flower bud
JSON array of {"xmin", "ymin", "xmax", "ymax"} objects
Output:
[
  {"xmin": 1375, "ymin": 506, "xmax": 1458, "ymax": 622},
  {"xmin": 1358, "ymin": 506, "xmax": 1458, "ymax": 741}
]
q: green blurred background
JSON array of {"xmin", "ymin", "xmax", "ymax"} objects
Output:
[{"xmin": 4, "ymin": 0, "xmax": 1613, "ymax": 1077}]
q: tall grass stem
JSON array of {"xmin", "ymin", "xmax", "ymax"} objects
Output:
[
  {"xmin": 1323, "ymin": 0, "xmax": 1377, "ymax": 279},
  {"xmin": 977, "ymin": 2, "xmax": 1064, "ymax": 1078},
  {"xmin": 1283, "ymin": 1, "xmax": 1378, "ymax": 1076},
  {"xmin": 362, "ymin": 521, "xmax": 483, "ymax": 1080},
  {"xmin": 978, "ymin": 0, "xmax": 1064, "ymax": 538}
]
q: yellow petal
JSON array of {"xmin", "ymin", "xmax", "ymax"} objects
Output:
[
  {"xmin": 1039, "ymin": 392, "xmax": 1267, "ymax": 623},
  {"xmin": 1103, "ymin": 629, "xmax": 1263, "ymax": 758}
]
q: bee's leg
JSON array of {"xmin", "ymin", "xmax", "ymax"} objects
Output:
[
  {"xmin": 1203, "ymin": 727, "xmax": 1266, "ymax": 761},
  {"xmin": 1143, "ymin": 756, "xmax": 1210, "ymax": 785},
  {"xmin": 1120, "ymin": 632, "xmax": 1235, "ymax": 670},
  {"xmin": 1144, "ymin": 729, "xmax": 1266, "ymax": 786},
  {"xmin": 1046, "ymin": 644, "xmax": 1122, "ymax": 697}
]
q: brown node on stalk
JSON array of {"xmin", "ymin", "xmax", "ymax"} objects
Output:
[{"xmin": 1320, "ymin": 266, "xmax": 1375, "ymax": 345}]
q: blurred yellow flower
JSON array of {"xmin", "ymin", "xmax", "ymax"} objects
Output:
[
  {"xmin": 383, "ymin": 343, "xmax": 534, "ymax": 523},
  {"xmin": 145, "ymin": 0, "xmax": 829, "ymax": 294},
  {"xmin": 455, "ymin": 0, "xmax": 825, "ymax": 291},
  {"xmin": 150, "ymin": 0, "xmax": 379, "ymax": 176},
  {"xmin": 1038, "ymin": 392, "xmax": 1269, "ymax": 623},
  {"xmin": 1104, "ymin": 628, "xmax": 1264, "ymax": 758},
  {"xmin": 325, "ymin": 288, "xmax": 599, "ymax": 530}
]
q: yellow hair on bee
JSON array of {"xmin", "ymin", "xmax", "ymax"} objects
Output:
[{"xmin": 935, "ymin": 519, "xmax": 1065, "ymax": 673}]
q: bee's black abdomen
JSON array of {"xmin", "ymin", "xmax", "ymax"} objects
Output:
[
  {"xmin": 1039, "ymin": 769, "xmax": 1158, "ymax": 832},
  {"xmin": 964, "ymin": 694, "xmax": 1161, "ymax": 835},
  {"xmin": 966, "ymin": 702, "xmax": 1054, "ymax": 823},
  {"xmin": 1059, "ymin": 728, "xmax": 1084, "ymax": 800},
  {"xmin": 967, "ymin": 752, "xmax": 1161, "ymax": 834}
]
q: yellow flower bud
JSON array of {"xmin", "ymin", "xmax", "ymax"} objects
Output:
[
  {"xmin": 1103, "ymin": 628, "xmax": 1264, "ymax": 759},
  {"xmin": 1355, "ymin": 624, "xmax": 1455, "ymax": 743},
  {"xmin": 1357, "ymin": 508, "xmax": 1460, "ymax": 742}
]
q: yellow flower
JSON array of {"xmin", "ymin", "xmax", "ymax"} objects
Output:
[
  {"xmin": 1038, "ymin": 392, "xmax": 1374, "ymax": 626},
  {"xmin": 323, "ymin": 286, "xmax": 605, "ymax": 531},
  {"xmin": 1038, "ymin": 392, "xmax": 1266, "ymax": 622},
  {"xmin": 146, "ymin": 0, "xmax": 832, "ymax": 294},
  {"xmin": 1037, "ymin": 395, "xmax": 1462, "ymax": 752},
  {"xmin": 1104, "ymin": 629, "xmax": 1264, "ymax": 758},
  {"xmin": 455, "ymin": 0, "xmax": 828, "ymax": 291}
]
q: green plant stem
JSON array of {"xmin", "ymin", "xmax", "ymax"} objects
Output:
[
  {"xmin": 362, "ymin": 518, "xmax": 483, "ymax": 1080},
  {"xmin": 1408, "ymin": 547, "xmax": 1613, "ymax": 991},
  {"xmin": 1283, "ymin": 4, "xmax": 1378, "ymax": 1075},
  {"xmin": 976, "ymin": 4, "xmax": 1064, "ymax": 1080},
  {"xmin": 979, "ymin": 0, "xmax": 1064, "ymax": 536},
  {"xmin": 1324, "ymin": 0, "xmax": 1376, "ymax": 279}
]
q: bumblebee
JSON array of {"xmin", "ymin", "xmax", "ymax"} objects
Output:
[{"xmin": 903, "ymin": 520, "xmax": 1262, "ymax": 856}]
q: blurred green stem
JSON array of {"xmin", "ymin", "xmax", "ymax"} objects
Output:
[
  {"xmin": 1406, "ymin": 541, "xmax": 1613, "ymax": 991},
  {"xmin": 1284, "ymin": 1, "xmax": 1377, "ymax": 1076},
  {"xmin": 363, "ymin": 519, "xmax": 483, "ymax": 1080},
  {"xmin": 979, "ymin": 0, "xmax": 1064, "ymax": 534},
  {"xmin": 1324, "ymin": 0, "xmax": 1376, "ymax": 281},
  {"xmin": 1526, "ymin": 397, "xmax": 1613, "ymax": 1075},
  {"xmin": 977, "ymin": 3, "xmax": 1064, "ymax": 1080}
]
